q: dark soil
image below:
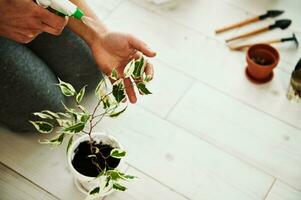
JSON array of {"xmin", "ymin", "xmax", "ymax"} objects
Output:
[
  {"xmin": 72, "ymin": 141, "xmax": 121, "ymax": 177},
  {"xmin": 251, "ymin": 56, "xmax": 272, "ymax": 65}
]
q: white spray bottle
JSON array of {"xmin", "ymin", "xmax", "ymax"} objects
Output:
[{"xmin": 36, "ymin": 0, "xmax": 84, "ymax": 19}]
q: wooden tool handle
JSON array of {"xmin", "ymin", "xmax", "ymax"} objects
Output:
[
  {"xmin": 215, "ymin": 16, "xmax": 259, "ymax": 34},
  {"xmin": 226, "ymin": 27, "xmax": 269, "ymax": 43},
  {"xmin": 229, "ymin": 39, "xmax": 281, "ymax": 51}
]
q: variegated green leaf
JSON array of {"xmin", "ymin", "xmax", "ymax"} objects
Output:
[
  {"xmin": 41, "ymin": 110, "xmax": 60, "ymax": 118},
  {"xmin": 57, "ymin": 78, "xmax": 76, "ymax": 96},
  {"xmin": 107, "ymin": 170, "xmax": 123, "ymax": 181},
  {"xmin": 95, "ymin": 79, "xmax": 108, "ymax": 100},
  {"xmin": 89, "ymin": 187, "xmax": 100, "ymax": 195},
  {"xmin": 63, "ymin": 122, "xmax": 85, "ymax": 133},
  {"xmin": 56, "ymin": 119, "xmax": 72, "ymax": 127},
  {"xmin": 29, "ymin": 121, "xmax": 53, "ymax": 134},
  {"xmin": 33, "ymin": 112, "xmax": 53, "ymax": 119},
  {"xmin": 66, "ymin": 135, "xmax": 73, "ymax": 155},
  {"xmin": 61, "ymin": 102, "xmax": 77, "ymax": 114},
  {"xmin": 80, "ymin": 114, "xmax": 90, "ymax": 123},
  {"xmin": 77, "ymin": 105, "xmax": 88, "ymax": 114},
  {"xmin": 109, "ymin": 106, "xmax": 127, "ymax": 118},
  {"xmin": 136, "ymin": 82, "xmax": 152, "ymax": 95},
  {"xmin": 112, "ymin": 80, "xmax": 126, "ymax": 103},
  {"xmin": 76, "ymin": 85, "xmax": 87, "ymax": 104},
  {"xmin": 39, "ymin": 133, "xmax": 65, "ymax": 145},
  {"xmin": 119, "ymin": 173, "xmax": 136, "ymax": 180},
  {"xmin": 144, "ymin": 75, "xmax": 153, "ymax": 83},
  {"xmin": 57, "ymin": 112, "xmax": 72, "ymax": 118},
  {"xmin": 111, "ymin": 68, "xmax": 118, "ymax": 80},
  {"xmin": 123, "ymin": 59, "xmax": 135, "ymax": 78},
  {"xmin": 132, "ymin": 56, "xmax": 145, "ymax": 79},
  {"xmin": 112, "ymin": 183, "xmax": 127, "ymax": 191},
  {"xmin": 102, "ymin": 96, "xmax": 111, "ymax": 109},
  {"xmin": 110, "ymin": 148, "xmax": 126, "ymax": 158}
]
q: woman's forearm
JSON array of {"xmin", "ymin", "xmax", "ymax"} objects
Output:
[{"xmin": 68, "ymin": 0, "xmax": 108, "ymax": 45}]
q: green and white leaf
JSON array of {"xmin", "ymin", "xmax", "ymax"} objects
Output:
[
  {"xmin": 95, "ymin": 169, "xmax": 107, "ymax": 179},
  {"xmin": 136, "ymin": 82, "xmax": 152, "ymax": 95},
  {"xmin": 66, "ymin": 135, "xmax": 73, "ymax": 155},
  {"xmin": 102, "ymin": 96, "xmax": 111, "ymax": 109},
  {"xmin": 111, "ymin": 69, "xmax": 118, "ymax": 80},
  {"xmin": 109, "ymin": 106, "xmax": 127, "ymax": 118},
  {"xmin": 132, "ymin": 56, "xmax": 146, "ymax": 79},
  {"xmin": 56, "ymin": 119, "xmax": 72, "ymax": 127},
  {"xmin": 39, "ymin": 133, "xmax": 65, "ymax": 145},
  {"xmin": 123, "ymin": 59, "xmax": 135, "ymax": 78},
  {"xmin": 41, "ymin": 110, "xmax": 60, "ymax": 119},
  {"xmin": 77, "ymin": 105, "xmax": 88, "ymax": 113},
  {"xmin": 112, "ymin": 80, "xmax": 126, "ymax": 103},
  {"xmin": 85, "ymin": 187, "xmax": 101, "ymax": 200},
  {"xmin": 57, "ymin": 112, "xmax": 72, "ymax": 118},
  {"xmin": 57, "ymin": 78, "xmax": 76, "ymax": 96},
  {"xmin": 120, "ymin": 173, "xmax": 136, "ymax": 180},
  {"xmin": 63, "ymin": 122, "xmax": 85, "ymax": 133},
  {"xmin": 76, "ymin": 85, "xmax": 87, "ymax": 104},
  {"xmin": 29, "ymin": 121, "xmax": 53, "ymax": 134},
  {"xmin": 80, "ymin": 114, "xmax": 90, "ymax": 123},
  {"xmin": 33, "ymin": 112, "xmax": 53, "ymax": 120},
  {"xmin": 144, "ymin": 75, "xmax": 153, "ymax": 83},
  {"xmin": 112, "ymin": 183, "xmax": 127, "ymax": 191},
  {"xmin": 95, "ymin": 78, "xmax": 109, "ymax": 100},
  {"xmin": 106, "ymin": 170, "xmax": 122, "ymax": 181},
  {"xmin": 110, "ymin": 148, "xmax": 126, "ymax": 158},
  {"xmin": 61, "ymin": 102, "xmax": 77, "ymax": 115}
]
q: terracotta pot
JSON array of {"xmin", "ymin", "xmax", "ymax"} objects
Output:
[{"xmin": 246, "ymin": 44, "xmax": 279, "ymax": 82}]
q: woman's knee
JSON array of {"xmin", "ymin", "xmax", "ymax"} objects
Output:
[
  {"xmin": 0, "ymin": 38, "xmax": 65, "ymax": 132},
  {"xmin": 27, "ymin": 28, "xmax": 103, "ymax": 92}
]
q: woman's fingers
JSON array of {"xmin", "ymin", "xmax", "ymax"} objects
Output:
[
  {"xmin": 128, "ymin": 35, "xmax": 156, "ymax": 57},
  {"xmin": 40, "ymin": 22, "xmax": 63, "ymax": 35},
  {"xmin": 37, "ymin": 8, "xmax": 68, "ymax": 35},
  {"xmin": 38, "ymin": 8, "xmax": 68, "ymax": 30},
  {"xmin": 123, "ymin": 78, "xmax": 137, "ymax": 104},
  {"xmin": 109, "ymin": 75, "xmax": 137, "ymax": 104},
  {"xmin": 145, "ymin": 61, "xmax": 154, "ymax": 80}
]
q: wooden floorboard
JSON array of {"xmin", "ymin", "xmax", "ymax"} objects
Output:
[
  {"xmin": 265, "ymin": 180, "xmax": 301, "ymax": 200},
  {"xmin": 1, "ymin": 0, "xmax": 300, "ymax": 200},
  {"xmin": 0, "ymin": 162, "xmax": 57, "ymax": 200},
  {"xmin": 104, "ymin": 0, "xmax": 301, "ymax": 129}
]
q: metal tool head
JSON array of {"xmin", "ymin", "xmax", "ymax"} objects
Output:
[
  {"xmin": 259, "ymin": 10, "xmax": 284, "ymax": 20},
  {"xmin": 267, "ymin": 10, "xmax": 284, "ymax": 17},
  {"xmin": 282, "ymin": 33, "xmax": 299, "ymax": 47},
  {"xmin": 293, "ymin": 33, "xmax": 299, "ymax": 47},
  {"xmin": 270, "ymin": 19, "xmax": 292, "ymax": 30}
]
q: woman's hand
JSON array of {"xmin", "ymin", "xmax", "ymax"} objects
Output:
[
  {"xmin": 0, "ymin": 0, "xmax": 68, "ymax": 43},
  {"xmin": 90, "ymin": 31, "xmax": 156, "ymax": 104}
]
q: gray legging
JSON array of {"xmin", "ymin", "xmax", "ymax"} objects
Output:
[{"xmin": 0, "ymin": 28, "xmax": 102, "ymax": 132}]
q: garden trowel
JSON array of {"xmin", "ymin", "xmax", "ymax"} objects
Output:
[
  {"xmin": 226, "ymin": 19, "xmax": 292, "ymax": 43},
  {"xmin": 229, "ymin": 33, "xmax": 299, "ymax": 50},
  {"xmin": 215, "ymin": 10, "xmax": 284, "ymax": 34}
]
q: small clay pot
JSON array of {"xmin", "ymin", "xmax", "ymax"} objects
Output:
[{"xmin": 246, "ymin": 44, "xmax": 279, "ymax": 82}]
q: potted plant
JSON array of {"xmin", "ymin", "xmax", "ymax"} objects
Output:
[
  {"xmin": 246, "ymin": 43, "xmax": 280, "ymax": 83},
  {"xmin": 287, "ymin": 58, "xmax": 301, "ymax": 102},
  {"xmin": 30, "ymin": 56, "xmax": 152, "ymax": 200}
]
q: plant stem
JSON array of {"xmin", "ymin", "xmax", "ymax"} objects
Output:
[{"xmin": 85, "ymin": 80, "xmax": 138, "ymax": 170}]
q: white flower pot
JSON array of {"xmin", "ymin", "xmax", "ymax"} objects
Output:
[{"xmin": 67, "ymin": 132, "xmax": 126, "ymax": 197}]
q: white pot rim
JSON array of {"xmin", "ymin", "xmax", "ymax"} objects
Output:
[{"xmin": 67, "ymin": 132, "xmax": 124, "ymax": 182}]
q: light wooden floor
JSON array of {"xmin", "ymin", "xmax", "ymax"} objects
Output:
[{"xmin": 1, "ymin": 0, "xmax": 301, "ymax": 199}]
